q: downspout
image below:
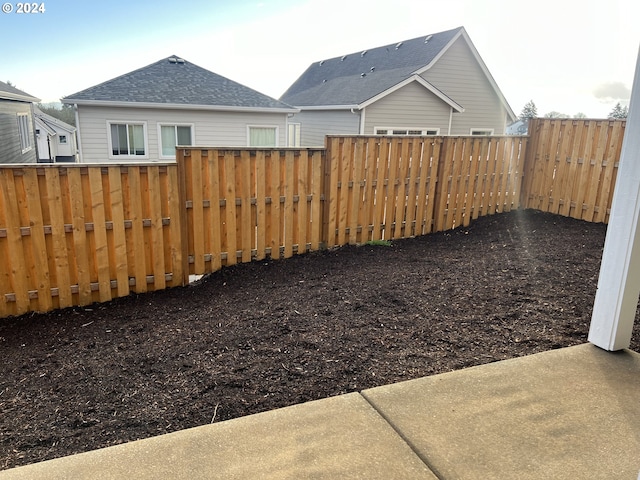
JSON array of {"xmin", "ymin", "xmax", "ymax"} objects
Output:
[
  {"xmin": 352, "ymin": 107, "xmax": 365, "ymax": 135},
  {"xmin": 73, "ymin": 104, "xmax": 83, "ymax": 163},
  {"xmin": 448, "ymin": 107, "xmax": 453, "ymax": 135}
]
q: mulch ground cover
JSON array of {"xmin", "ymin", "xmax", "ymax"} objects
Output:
[{"xmin": 1, "ymin": 208, "xmax": 639, "ymax": 471}]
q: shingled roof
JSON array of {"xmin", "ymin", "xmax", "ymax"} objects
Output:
[
  {"xmin": 0, "ymin": 80, "xmax": 40, "ymax": 103},
  {"xmin": 63, "ymin": 56, "xmax": 296, "ymax": 112},
  {"xmin": 280, "ymin": 27, "xmax": 463, "ymax": 107}
]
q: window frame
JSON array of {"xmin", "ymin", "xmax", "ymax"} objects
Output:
[
  {"xmin": 107, "ymin": 121, "xmax": 149, "ymax": 160},
  {"xmin": 374, "ymin": 127, "xmax": 440, "ymax": 136},
  {"xmin": 157, "ymin": 123, "xmax": 195, "ymax": 159},
  {"xmin": 470, "ymin": 128, "xmax": 494, "ymax": 136},
  {"xmin": 58, "ymin": 135, "xmax": 67, "ymax": 145},
  {"xmin": 17, "ymin": 113, "xmax": 33, "ymax": 153},
  {"xmin": 247, "ymin": 125, "xmax": 279, "ymax": 147},
  {"xmin": 287, "ymin": 123, "xmax": 301, "ymax": 147}
]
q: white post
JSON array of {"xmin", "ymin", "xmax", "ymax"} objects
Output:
[{"xmin": 588, "ymin": 46, "xmax": 640, "ymax": 351}]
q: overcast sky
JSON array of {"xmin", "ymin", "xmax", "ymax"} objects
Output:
[{"xmin": 2, "ymin": 0, "xmax": 638, "ymax": 119}]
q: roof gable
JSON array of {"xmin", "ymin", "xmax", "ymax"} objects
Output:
[
  {"xmin": 0, "ymin": 80, "xmax": 40, "ymax": 103},
  {"xmin": 280, "ymin": 27, "xmax": 515, "ymax": 122},
  {"xmin": 63, "ymin": 56, "xmax": 295, "ymax": 111},
  {"xmin": 280, "ymin": 28, "xmax": 462, "ymax": 107}
]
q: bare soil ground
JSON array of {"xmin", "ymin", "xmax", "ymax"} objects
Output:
[{"xmin": 1, "ymin": 209, "xmax": 639, "ymax": 471}]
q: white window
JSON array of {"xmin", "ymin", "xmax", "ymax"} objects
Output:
[
  {"xmin": 108, "ymin": 122, "xmax": 147, "ymax": 158},
  {"xmin": 248, "ymin": 126, "xmax": 278, "ymax": 147},
  {"xmin": 58, "ymin": 135, "xmax": 67, "ymax": 144},
  {"xmin": 17, "ymin": 113, "xmax": 33, "ymax": 153},
  {"xmin": 159, "ymin": 124, "xmax": 193, "ymax": 158},
  {"xmin": 287, "ymin": 123, "xmax": 301, "ymax": 147},
  {"xmin": 470, "ymin": 129, "xmax": 494, "ymax": 136},
  {"xmin": 375, "ymin": 127, "xmax": 439, "ymax": 136}
]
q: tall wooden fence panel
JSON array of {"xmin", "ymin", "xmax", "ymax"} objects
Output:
[
  {"xmin": 0, "ymin": 164, "xmax": 184, "ymax": 317},
  {"xmin": 521, "ymin": 118, "xmax": 625, "ymax": 223},
  {"xmin": 324, "ymin": 135, "xmax": 526, "ymax": 245},
  {"xmin": 178, "ymin": 148, "xmax": 325, "ymax": 276}
]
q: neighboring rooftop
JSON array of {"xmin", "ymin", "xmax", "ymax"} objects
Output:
[
  {"xmin": 63, "ymin": 56, "xmax": 296, "ymax": 111},
  {"xmin": 280, "ymin": 27, "xmax": 463, "ymax": 107},
  {"xmin": 0, "ymin": 80, "xmax": 40, "ymax": 103},
  {"xmin": 33, "ymin": 107, "xmax": 76, "ymax": 133}
]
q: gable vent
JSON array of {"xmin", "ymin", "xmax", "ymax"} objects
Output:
[
  {"xmin": 424, "ymin": 35, "xmax": 433, "ymax": 43},
  {"xmin": 395, "ymin": 42, "xmax": 403, "ymax": 50}
]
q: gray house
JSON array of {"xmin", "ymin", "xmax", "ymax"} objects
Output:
[
  {"xmin": 280, "ymin": 27, "xmax": 517, "ymax": 146},
  {"xmin": 0, "ymin": 81, "xmax": 40, "ymax": 164},
  {"xmin": 62, "ymin": 56, "xmax": 299, "ymax": 163}
]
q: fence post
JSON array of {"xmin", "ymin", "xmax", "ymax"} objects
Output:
[{"xmin": 175, "ymin": 149, "xmax": 191, "ymax": 286}]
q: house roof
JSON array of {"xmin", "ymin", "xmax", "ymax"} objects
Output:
[
  {"xmin": 34, "ymin": 107, "xmax": 76, "ymax": 134},
  {"xmin": 0, "ymin": 80, "xmax": 40, "ymax": 103},
  {"xmin": 62, "ymin": 56, "xmax": 297, "ymax": 113},
  {"xmin": 280, "ymin": 27, "xmax": 515, "ymax": 121}
]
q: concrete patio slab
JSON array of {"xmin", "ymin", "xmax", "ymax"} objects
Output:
[
  {"xmin": 0, "ymin": 392, "xmax": 436, "ymax": 480},
  {"xmin": 362, "ymin": 344, "xmax": 640, "ymax": 480}
]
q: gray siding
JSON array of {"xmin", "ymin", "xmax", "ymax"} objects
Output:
[
  {"xmin": 76, "ymin": 105, "xmax": 291, "ymax": 163},
  {"xmin": 0, "ymin": 100, "xmax": 37, "ymax": 164},
  {"xmin": 363, "ymin": 82, "xmax": 452, "ymax": 134},
  {"xmin": 290, "ymin": 110, "xmax": 360, "ymax": 147},
  {"xmin": 422, "ymin": 37, "xmax": 507, "ymax": 135}
]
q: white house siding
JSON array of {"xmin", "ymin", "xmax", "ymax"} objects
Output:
[
  {"xmin": 289, "ymin": 110, "xmax": 360, "ymax": 147},
  {"xmin": 76, "ymin": 105, "xmax": 290, "ymax": 163},
  {"xmin": 363, "ymin": 82, "xmax": 453, "ymax": 135},
  {"xmin": 422, "ymin": 37, "xmax": 507, "ymax": 135},
  {"xmin": 0, "ymin": 101, "xmax": 37, "ymax": 164}
]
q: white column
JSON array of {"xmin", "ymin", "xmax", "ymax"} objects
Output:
[{"xmin": 588, "ymin": 46, "xmax": 640, "ymax": 351}]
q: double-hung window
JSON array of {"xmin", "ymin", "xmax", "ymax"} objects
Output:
[
  {"xmin": 248, "ymin": 126, "xmax": 277, "ymax": 147},
  {"xmin": 159, "ymin": 124, "xmax": 193, "ymax": 158},
  {"xmin": 109, "ymin": 122, "xmax": 147, "ymax": 158},
  {"xmin": 17, "ymin": 113, "xmax": 33, "ymax": 153}
]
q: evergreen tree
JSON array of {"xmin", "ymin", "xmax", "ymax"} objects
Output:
[
  {"xmin": 519, "ymin": 100, "xmax": 537, "ymax": 120},
  {"xmin": 37, "ymin": 103, "xmax": 76, "ymax": 126},
  {"xmin": 608, "ymin": 102, "xmax": 628, "ymax": 119}
]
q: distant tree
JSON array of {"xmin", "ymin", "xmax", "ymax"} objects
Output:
[
  {"xmin": 544, "ymin": 111, "xmax": 570, "ymax": 119},
  {"xmin": 573, "ymin": 112, "xmax": 587, "ymax": 118},
  {"xmin": 519, "ymin": 100, "xmax": 537, "ymax": 120},
  {"xmin": 37, "ymin": 102, "xmax": 76, "ymax": 126},
  {"xmin": 608, "ymin": 102, "xmax": 628, "ymax": 119}
]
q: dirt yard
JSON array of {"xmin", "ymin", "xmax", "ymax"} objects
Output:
[{"xmin": 1, "ymin": 209, "xmax": 638, "ymax": 471}]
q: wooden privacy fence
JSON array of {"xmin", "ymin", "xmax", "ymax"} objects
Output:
[
  {"xmin": 0, "ymin": 164, "xmax": 184, "ymax": 317},
  {"xmin": 521, "ymin": 118, "xmax": 625, "ymax": 223},
  {"xmin": 0, "ymin": 119, "xmax": 624, "ymax": 317}
]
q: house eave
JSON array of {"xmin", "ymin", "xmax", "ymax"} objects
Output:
[
  {"xmin": 61, "ymin": 99, "xmax": 300, "ymax": 114},
  {"xmin": 0, "ymin": 92, "xmax": 41, "ymax": 103},
  {"xmin": 292, "ymin": 104, "xmax": 360, "ymax": 111}
]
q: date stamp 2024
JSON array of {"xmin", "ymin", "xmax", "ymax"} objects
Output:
[{"xmin": 2, "ymin": 2, "xmax": 46, "ymax": 14}]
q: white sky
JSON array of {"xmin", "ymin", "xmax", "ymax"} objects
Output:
[{"xmin": 2, "ymin": 0, "xmax": 639, "ymax": 119}]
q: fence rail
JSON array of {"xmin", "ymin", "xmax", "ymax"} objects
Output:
[{"xmin": 0, "ymin": 119, "xmax": 625, "ymax": 317}]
